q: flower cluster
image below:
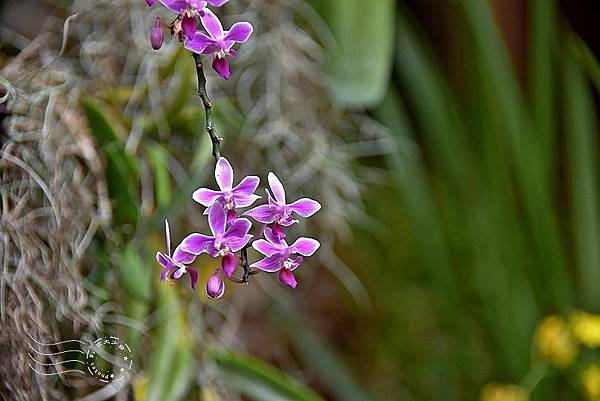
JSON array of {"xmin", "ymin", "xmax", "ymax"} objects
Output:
[
  {"xmin": 146, "ymin": 0, "xmax": 253, "ymax": 79},
  {"xmin": 156, "ymin": 158, "xmax": 321, "ymax": 299}
]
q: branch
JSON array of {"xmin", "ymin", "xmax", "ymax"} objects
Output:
[{"xmin": 193, "ymin": 53, "xmax": 221, "ymax": 160}]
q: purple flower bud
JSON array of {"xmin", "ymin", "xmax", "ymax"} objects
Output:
[
  {"xmin": 206, "ymin": 273, "xmax": 225, "ymax": 299},
  {"xmin": 151, "ymin": 17, "xmax": 164, "ymax": 50},
  {"xmin": 145, "ymin": 0, "xmax": 156, "ymax": 6}
]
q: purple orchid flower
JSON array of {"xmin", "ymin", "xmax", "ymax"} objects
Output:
[
  {"xmin": 251, "ymin": 228, "xmax": 320, "ymax": 289},
  {"xmin": 151, "ymin": 17, "xmax": 164, "ymax": 50},
  {"xmin": 147, "ymin": 0, "xmax": 228, "ymax": 39},
  {"xmin": 184, "ymin": 9, "xmax": 253, "ymax": 79},
  {"xmin": 180, "ymin": 203, "xmax": 253, "ymax": 277},
  {"xmin": 244, "ymin": 173, "xmax": 321, "ymax": 234},
  {"xmin": 206, "ymin": 272, "xmax": 225, "ymax": 299},
  {"xmin": 193, "ymin": 157, "xmax": 260, "ymax": 222},
  {"xmin": 156, "ymin": 220, "xmax": 199, "ymax": 290}
]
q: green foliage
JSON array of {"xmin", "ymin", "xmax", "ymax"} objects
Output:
[
  {"xmin": 77, "ymin": 1, "xmax": 600, "ymax": 400},
  {"xmin": 321, "ymin": 0, "xmax": 395, "ymax": 107},
  {"xmin": 213, "ymin": 351, "xmax": 325, "ymax": 401},
  {"xmin": 83, "ymin": 98, "xmax": 139, "ymax": 229},
  {"xmin": 146, "ymin": 285, "xmax": 194, "ymax": 401}
]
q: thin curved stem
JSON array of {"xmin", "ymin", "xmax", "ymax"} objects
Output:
[{"xmin": 193, "ymin": 53, "xmax": 221, "ymax": 160}]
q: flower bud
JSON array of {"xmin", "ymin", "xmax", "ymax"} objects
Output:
[
  {"xmin": 221, "ymin": 253, "xmax": 237, "ymax": 278},
  {"xmin": 206, "ymin": 273, "xmax": 225, "ymax": 299},
  {"xmin": 151, "ymin": 17, "xmax": 164, "ymax": 50}
]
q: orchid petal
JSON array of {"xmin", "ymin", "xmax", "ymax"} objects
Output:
[
  {"xmin": 289, "ymin": 198, "xmax": 321, "ymax": 218},
  {"xmin": 233, "ymin": 194, "xmax": 261, "ymax": 208},
  {"xmin": 173, "ymin": 246, "xmax": 196, "ymax": 264},
  {"xmin": 278, "ymin": 215, "xmax": 299, "ymax": 227},
  {"xmin": 156, "ymin": 252, "xmax": 174, "ymax": 269},
  {"xmin": 264, "ymin": 227, "xmax": 287, "ymax": 246},
  {"xmin": 200, "ymin": 9, "xmax": 224, "ymax": 39},
  {"xmin": 224, "ymin": 218, "xmax": 252, "ymax": 239},
  {"xmin": 160, "ymin": 266, "xmax": 174, "ymax": 282},
  {"xmin": 192, "ymin": 187, "xmax": 222, "ymax": 207},
  {"xmin": 291, "ymin": 237, "xmax": 320, "ymax": 256},
  {"xmin": 215, "ymin": 157, "xmax": 234, "ymax": 190},
  {"xmin": 232, "ymin": 175, "xmax": 259, "ymax": 196},
  {"xmin": 180, "ymin": 233, "xmax": 213, "ymax": 254},
  {"xmin": 164, "ymin": 220, "xmax": 171, "ymax": 255},
  {"xmin": 250, "ymin": 255, "xmax": 283, "ymax": 272},
  {"xmin": 243, "ymin": 205, "xmax": 277, "ymax": 223},
  {"xmin": 207, "ymin": 0, "xmax": 228, "ymax": 6},
  {"xmin": 172, "ymin": 266, "xmax": 186, "ymax": 279},
  {"xmin": 158, "ymin": 0, "xmax": 187, "ymax": 12},
  {"xmin": 224, "ymin": 22, "xmax": 253, "ymax": 43},
  {"xmin": 188, "ymin": 0, "xmax": 207, "ymax": 9},
  {"xmin": 279, "ymin": 269, "xmax": 297, "ymax": 289},
  {"xmin": 227, "ymin": 209, "xmax": 237, "ymax": 223},
  {"xmin": 205, "ymin": 243, "xmax": 219, "ymax": 258},
  {"xmin": 181, "ymin": 14, "xmax": 197, "ymax": 39},
  {"xmin": 146, "ymin": 0, "xmax": 157, "ymax": 6},
  {"xmin": 289, "ymin": 256, "xmax": 304, "ymax": 271},
  {"xmin": 222, "ymin": 253, "xmax": 237, "ymax": 277},
  {"xmin": 212, "ymin": 56, "xmax": 230, "ymax": 80},
  {"xmin": 227, "ymin": 234, "xmax": 253, "ymax": 252},
  {"xmin": 185, "ymin": 32, "xmax": 218, "ymax": 54},
  {"xmin": 252, "ymin": 239, "xmax": 282, "ymax": 257},
  {"xmin": 268, "ymin": 172, "xmax": 286, "ymax": 204},
  {"xmin": 265, "ymin": 188, "xmax": 275, "ymax": 205},
  {"xmin": 188, "ymin": 267, "xmax": 199, "ymax": 290},
  {"xmin": 271, "ymin": 224, "xmax": 287, "ymax": 241},
  {"xmin": 208, "ymin": 203, "xmax": 227, "ymax": 237}
]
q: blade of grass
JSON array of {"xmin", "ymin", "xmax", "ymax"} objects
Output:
[
  {"xmin": 457, "ymin": 0, "xmax": 573, "ymax": 311},
  {"xmin": 564, "ymin": 41, "xmax": 600, "ymax": 312},
  {"xmin": 213, "ymin": 351, "xmax": 325, "ymax": 401},
  {"xmin": 529, "ymin": 0, "xmax": 558, "ymax": 187},
  {"xmin": 146, "ymin": 284, "xmax": 193, "ymax": 401}
]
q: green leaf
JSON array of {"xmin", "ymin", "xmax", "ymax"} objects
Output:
[
  {"xmin": 213, "ymin": 351, "xmax": 325, "ymax": 401},
  {"xmin": 118, "ymin": 243, "xmax": 151, "ymax": 300},
  {"xmin": 83, "ymin": 98, "xmax": 139, "ymax": 228},
  {"xmin": 322, "ymin": 0, "xmax": 395, "ymax": 107},
  {"xmin": 564, "ymin": 43, "xmax": 600, "ymax": 312},
  {"xmin": 146, "ymin": 285, "xmax": 193, "ymax": 401},
  {"xmin": 146, "ymin": 143, "xmax": 172, "ymax": 209}
]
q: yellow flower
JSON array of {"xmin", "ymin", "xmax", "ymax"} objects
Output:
[
  {"xmin": 132, "ymin": 373, "xmax": 149, "ymax": 401},
  {"xmin": 480, "ymin": 383, "xmax": 529, "ymax": 401},
  {"xmin": 534, "ymin": 315, "xmax": 577, "ymax": 368},
  {"xmin": 582, "ymin": 364, "xmax": 600, "ymax": 401},
  {"xmin": 571, "ymin": 311, "xmax": 600, "ymax": 348}
]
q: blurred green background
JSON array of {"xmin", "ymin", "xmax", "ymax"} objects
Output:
[{"xmin": 2, "ymin": 0, "xmax": 600, "ymax": 400}]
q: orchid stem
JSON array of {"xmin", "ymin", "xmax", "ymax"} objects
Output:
[
  {"xmin": 193, "ymin": 53, "xmax": 221, "ymax": 161},
  {"xmin": 241, "ymin": 246, "xmax": 250, "ymax": 283}
]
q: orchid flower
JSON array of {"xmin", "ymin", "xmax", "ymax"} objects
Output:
[
  {"xmin": 147, "ymin": 0, "xmax": 228, "ymax": 39},
  {"xmin": 244, "ymin": 173, "xmax": 321, "ymax": 234},
  {"xmin": 156, "ymin": 220, "xmax": 199, "ymax": 289},
  {"xmin": 193, "ymin": 157, "xmax": 260, "ymax": 222},
  {"xmin": 180, "ymin": 203, "xmax": 253, "ymax": 277},
  {"xmin": 251, "ymin": 228, "xmax": 320, "ymax": 289},
  {"xmin": 184, "ymin": 9, "xmax": 253, "ymax": 79},
  {"xmin": 206, "ymin": 272, "xmax": 225, "ymax": 298}
]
